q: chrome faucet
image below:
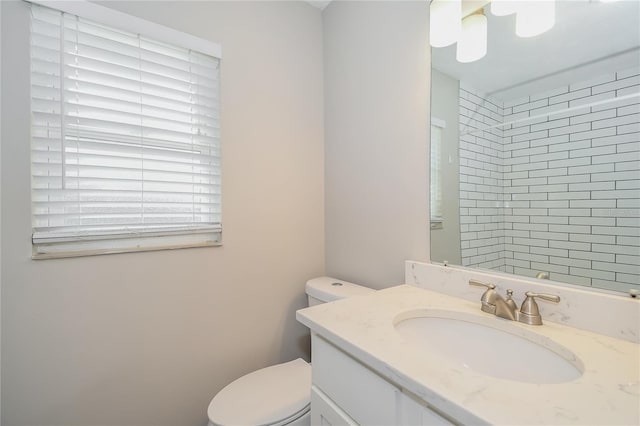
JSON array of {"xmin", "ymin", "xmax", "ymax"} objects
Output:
[{"xmin": 469, "ymin": 279, "xmax": 560, "ymax": 325}]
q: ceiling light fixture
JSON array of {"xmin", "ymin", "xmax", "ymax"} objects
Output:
[
  {"xmin": 456, "ymin": 9, "xmax": 488, "ymax": 63},
  {"xmin": 491, "ymin": 0, "xmax": 518, "ymax": 16},
  {"xmin": 429, "ymin": 1, "xmax": 560, "ymax": 64},
  {"xmin": 430, "ymin": 0, "xmax": 462, "ymax": 48},
  {"xmin": 515, "ymin": 0, "xmax": 556, "ymax": 38}
]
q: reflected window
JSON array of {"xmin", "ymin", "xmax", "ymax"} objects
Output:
[{"xmin": 430, "ymin": 118, "xmax": 446, "ymax": 228}]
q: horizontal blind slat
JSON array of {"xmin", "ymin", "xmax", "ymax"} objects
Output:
[
  {"xmin": 33, "ymin": 126, "xmax": 219, "ymax": 151},
  {"xmin": 62, "ymin": 88, "xmax": 218, "ymax": 124},
  {"xmin": 32, "ymin": 187, "xmax": 222, "ymax": 199},
  {"xmin": 63, "ymin": 116, "xmax": 219, "ymax": 144},
  {"xmin": 63, "ymin": 101, "xmax": 220, "ymax": 134},
  {"xmin": 33, "ymin": 223, "xmax": 222, "ymax": 242},
  {"xmin": 33, "ymin": 139, "xmax": 220, "ymax": 163},
  {"xmin": 64, "ymin": 82, "xmax": 218, "ymax": 116},
  {"xmin": 62, "ymin": 47, "xmax": 219, "ymax": 87},
  {"xmin": 33, "ymin": 151, "xmax": 220, "ymax": 170},
  {"xmin": 61, "ymin": 25, "xmax": 219, "ymax": 77},
  {"xmin": 62, "ymin": 26, "xmax": 219, "ymax": 79},
  {"xmin": 33, "ymin": 174, "xmax": 219, "ymax": 191},
  {"xmin": 64, "ymin": 67, "xmax": 219, "ymax": 106}
]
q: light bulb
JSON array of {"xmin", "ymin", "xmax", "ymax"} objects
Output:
[
  {"xmin": 430, "ymin": 0, "xmax": 462, "ymax": 48},
  {"xmin": 516, "ymin": 0, "xmax": 556, "ymax": 38},
  {"xmin": 456, "ymin": 11, "xmax": 488, "ymax": 63}
]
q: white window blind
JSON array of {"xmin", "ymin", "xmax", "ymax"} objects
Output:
[
  {"xmin": 430, "ymin": 120, "xmax": 445, "ymax": 226},
  {"xmin": 30, "ymin": 3, "xmax": 222, "ymax": 258}
]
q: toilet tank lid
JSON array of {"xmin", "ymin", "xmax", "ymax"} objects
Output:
[
  {"xmin": 208, "ymin": 358, "xmax": 311, "ymax": 426},
  {"xmin": 305, "ymin": 276, "xmax": 374, "ymax": 302}
]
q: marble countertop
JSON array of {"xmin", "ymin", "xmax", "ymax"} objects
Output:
[{"xmin": 296, "ymin": 285, "xmax": 640, "ymax": 425}]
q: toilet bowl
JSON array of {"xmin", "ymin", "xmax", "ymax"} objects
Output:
[
  {"xmin": 207, "ymin": 277, "xmax": 374, "ymax": 426},
  {"xmin": 207, "ymin": 359, "xmax": 311, "ymax": 426}
]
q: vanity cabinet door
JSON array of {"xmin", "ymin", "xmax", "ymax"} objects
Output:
[
  {"xmin": 311, "ymin": 334, "xmax": 455, "ymax": 426},
  {"xmin": 312, "ymin": 335, "xmax": 397, "ymax": 425},
  {"xmin": 310, "ymin": 386, "xmax": 357, "ymax": 426}
]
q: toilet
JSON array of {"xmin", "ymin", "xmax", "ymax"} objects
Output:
[{"xmin": 207, "ymin": 276, "xmax": 374, "ymax": 426}]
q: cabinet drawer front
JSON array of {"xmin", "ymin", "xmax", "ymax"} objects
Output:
[
  {"xmin": 312, "ymin": 335, "xmax": 398, "ymax": 425},
  {"xmin": 399, "ymin": 390, "xmax": 455, "ymax": 426}
]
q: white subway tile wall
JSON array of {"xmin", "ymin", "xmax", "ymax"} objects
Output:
[
  {"xmin": 459, "ymin": 83, "xmax": 506, "ymax": 272},
  {"xmin": 458, "ymin": 69, "xmax": 640, "ymax": 292}
]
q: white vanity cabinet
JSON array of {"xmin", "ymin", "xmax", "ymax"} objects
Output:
[
  {"xmin": 298, "ymin": 285, "xmax": 640, "ymax": 425},
  {"xmin": 311, "ymin": 334, "xmax": 453, "ymax": 426}
]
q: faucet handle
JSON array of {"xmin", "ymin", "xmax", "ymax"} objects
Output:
[
  {"xmin": 525, "ymin": 291, "xmax": 560, "ymax": 303},
  {"xmin": 469, "ymin": 280, "xmax": 497, "ymax": 315},
  {"xmin": 519, "ymin": 291, "xmax": 560, "ymax": 325},
  {"xmin": 468, "ymin": 279, "xmax": 495, "ymax": 290}
]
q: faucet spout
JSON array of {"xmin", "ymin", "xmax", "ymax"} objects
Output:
[{"xmin": 493, "ymin": 296, "xmax": 518, "ymax": 321}]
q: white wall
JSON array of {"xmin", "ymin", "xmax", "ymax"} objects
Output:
[
  {"xmin": 323, "ymin": 1, "xmax": 430, "ymax": 288},
  {"xmin": 1, "ymin": 1, "xmax": 324, "ymax": 425}
]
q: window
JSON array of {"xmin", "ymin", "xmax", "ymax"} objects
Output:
[
  {"xmin": 30, "ymin": 2, "xmax": 222, "ymax": 258},
  {"xmin": 430, "ymin": 118, "xmax": 445, "ymax": 229}
]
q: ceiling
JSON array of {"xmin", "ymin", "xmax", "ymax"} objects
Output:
[{"xmin": 432, "ymin": 0, "xmax": 640, "ymax": 101}]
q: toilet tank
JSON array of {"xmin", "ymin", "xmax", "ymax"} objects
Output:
[{"xmin": 305, "ymin": 276, "xmax": 374, "ymax": 307}]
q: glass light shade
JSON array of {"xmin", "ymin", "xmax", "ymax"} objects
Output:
[
  {"xmin": 491, "ymin": 0, "xmax": 518, "ymax": 16},
  {"xmin": 456, "ymin": 13, "xmax": 488, "ymax": 63},
  {"xmin": 516, "ymin": 1, "xmax": 556, "ymax": 38},
  {"xmin": 430, "ymin": 0, "xmax": 462, "ymax": 48}
]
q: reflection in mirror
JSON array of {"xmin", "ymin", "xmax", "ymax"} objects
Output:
[{"xmin": 430, "ymin": 0, "xmax": 640, "ymax": 294}]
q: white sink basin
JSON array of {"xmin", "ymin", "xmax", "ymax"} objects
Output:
[{"xmin": 394, "ymin": 310, "xmax": 583, "ymax": 384}]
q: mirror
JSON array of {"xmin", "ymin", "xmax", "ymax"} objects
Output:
[{"xmin": 430, "ymin": 0, "xmax": 640, "ymax": 294}]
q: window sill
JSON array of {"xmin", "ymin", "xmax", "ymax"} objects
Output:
[{"xmin": 32, "ymin": 233, "xmax": 222, "ymax": 260}]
